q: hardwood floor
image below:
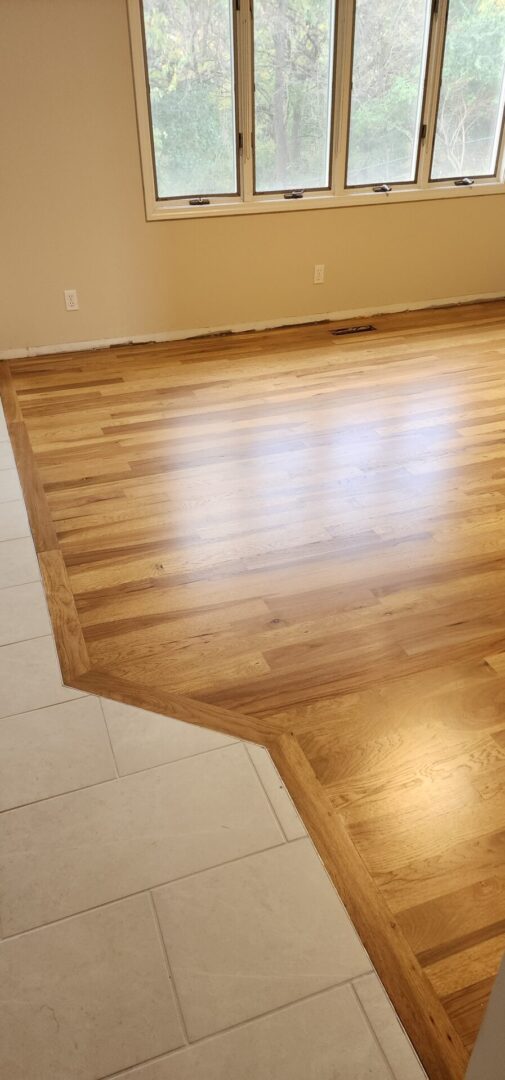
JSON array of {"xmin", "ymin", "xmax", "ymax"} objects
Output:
[{"xmin": 4, "ymin": 300, "xmax": 505, "ymax": 1078}]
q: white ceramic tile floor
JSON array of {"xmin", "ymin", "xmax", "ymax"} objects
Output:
[
  {"xmin": 0, "ymin": 466, "xmax": 22, "ymax": 501},
  {"xmin": 0, "ymin": 579, "xmax": 52, "ymax": 646},
  {"xmin": 110, "ymin": 986, "xmax": 396, "ymax": 1080},
  {"xmin": 354, "ymin": 974, "xmax": 427, "ymax": 1080},
  {"xmin": 0, "ymin": 440, "xmax": 15, "ymax": 469},
  {"xmin": 101, "ymin": 696, "xmax": 237, "ymax": 774},
  {"xmin": 0, "ymin": 397, "xmax": 427, "ymax": 1079},
  {"xmin": 0, "ymin": 498, "xmax": 31, "ymax": 541},
  {"xmin": 246, "ymin": 742, "xmax": 307, "ymax": 840},
  {"xmin": 153, "ymin": 838, "xmax": 371, "ymax": 1039},
  {"xmin": 0, "ymin": 895, "xmax": 184, "ymax": 1080},
  {"xmin": 0, "ymin": 744, "xmax": 284, "ymax": 936},
  {"xmin": 0, "ymin": 697, "xmax": 117, "ymax": 812},
  {"xmin": 0, "ymin": 634, "xmax": 84, "ymax": 719},
  {"xmin": 0, "ymin": 534, "xmax": 40, "ymax": 589}
]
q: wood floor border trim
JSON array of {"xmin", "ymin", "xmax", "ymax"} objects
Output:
[
  {"xmin": 39, "ymin": 549, "xmax": 90, "ymax": 682},
  {"xmin": 72, "ymin": 669, "xmax": 284, "ymax": 745},
  {"xmin": 269, "ymin": 735, "xmax": 469, "ymax": 1080},
  {"xmin": 0, "ymin": 352, "xmax": 471, "ymax": 1079}
]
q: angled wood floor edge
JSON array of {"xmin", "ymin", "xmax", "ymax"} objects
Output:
[{"xmin": 7, "ymin": 303, "xmax": 505, "ymax": 1079}]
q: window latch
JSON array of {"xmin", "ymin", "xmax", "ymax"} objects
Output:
[
  {"xmin": 189, "ymin": 197, "xmax": 210, "ymax": 206},
  {"xmin": 284, "ymin": 189, "xmax": 304, "ymax": 200},
  {"xmin": 372, "ymin": 183, "xmax": 392, "ymax": 193},
  {"xmin": 454, "ymin": 177, "xmax": 474, "ymax": 186}
]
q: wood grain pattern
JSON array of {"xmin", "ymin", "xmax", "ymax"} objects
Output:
[
  {"xmin": 269, "ymin": 734, "xmax": 468, "ymax": 1078},
  {"xmin": 71, "ymin": 669, "xmax": 283, "ymax": 744},
  {"xmin": 39, "ymin": 550, "xmax": 90, "ymax": 681},
  {"xmin": 5, "ymin": 300, "xmax": 505, "ymax": 1077}
]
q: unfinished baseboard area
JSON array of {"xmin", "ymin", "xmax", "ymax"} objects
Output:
[{"xmin": 1, "ymin": 288, "xmax": 504, "ymax": 361}]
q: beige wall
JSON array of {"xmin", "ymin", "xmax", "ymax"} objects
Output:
[{"xmin": 1, "ymin": 0, "xmax": 504, "ymax": 354}]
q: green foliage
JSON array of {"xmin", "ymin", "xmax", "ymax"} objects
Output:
[
  {"xmin": 253, "ymin": 0, "xmax": 335, "ymax": 191},
  {"xmin": 142, "ymin": 0, "xmax": 505, "ymax": 198},
  {"xmin": 144, "ymin": 0, "xmax": 236, "ymax": 197},
  {"xmin": 347, "ymin": 0, "xmax": 430, "ymax": 184},
  {"xmin": 346, "ymin": 0, "xmax": 505, "ymax": 183},
  {"xmin": 432, "ymin": 0, "xmax": 505, "ymax": 177}
]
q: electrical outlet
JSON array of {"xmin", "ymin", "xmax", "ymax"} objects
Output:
[
  {"xmin": 314, "ymin": 264, "xmax": 325, "ymax": 284},
  {"xmin": 64, "ymin": 289, "xmax": 79, "ymax": 311}
]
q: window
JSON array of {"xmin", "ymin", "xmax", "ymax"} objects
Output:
[
  {"xmin": 142, "ymin": 0, "xmax": 238, "ymax": 198},
  {"xmin": 431, "ymin": 0, "xmax": 505, "ymax": 180},
  {"xmin": 346, "ymin": 0, "xmax": 432, "ymax": 187},
  {"xmin": 253, "ymin": 0, "xmax": 336, "ymax": 192},
  {"xmin": 127, "ymin": 0, "xmax": 505, "ymax": 218}
]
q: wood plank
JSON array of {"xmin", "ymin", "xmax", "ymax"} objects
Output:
[
  {"xmin": 72, "ymin": 669, "xmax": 284, "ymax": 745},
  {"xmin": 39, "ymin": 549, "xmax": 90, "ymax": 682}
]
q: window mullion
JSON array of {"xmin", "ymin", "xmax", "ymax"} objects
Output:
[
  {"xmin": 331, "ymin": 0, "xmax": 354, "ymax": 197},
  {"xmin": 418, "ymin": 0, "xmax": 449, "ymax": 188},
  {"xmin": 236, "ymin": 0, "xmax": 254, "ymax": 202},
  {"xmin": 492, "ymin": 76, "xmax": 505, "ymax": 182},
  {"xmin": 496, "ymin": 112, "xmax": 505, "ymax": 184}
]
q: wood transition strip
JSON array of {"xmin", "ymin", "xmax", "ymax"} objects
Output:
[
  {"xmin": 73, "ymin": 668, "xmax": 285, "ymax": 745},
  {"xmin": 269, "ymin": 735, "xmax": 469, "ymax": 1080},
  {"xmin": 39, "ymin": 550, "xmax": 90, "ymax": 681}
]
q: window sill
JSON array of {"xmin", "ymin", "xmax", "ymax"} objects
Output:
[{"xmin": 146, "ymin": 179, "xmax": 505, "ymax": 222}]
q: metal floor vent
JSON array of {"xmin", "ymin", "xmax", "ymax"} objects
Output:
[{"xmin": 331, "ymin": 324, "xmax": 376, "ymax": 337}]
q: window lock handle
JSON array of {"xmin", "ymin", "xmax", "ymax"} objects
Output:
[{"xmin": 284, "ymin": 189, "xmax": 304, "ymax": 200}]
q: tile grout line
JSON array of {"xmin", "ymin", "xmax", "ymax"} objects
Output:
[
  {"xmin": 0, "ymin": 692, "xmax": 92, "ymax": 727},
  {"xmin": 87, "ymin": 707, "xmax": 241, "ymax": 777},
  {"xmin": 148, "ymin": 890, "xmax": 190, "ymax": 1047},
  {"xmin": 0, "ymin": 736, "xmax": 248, "ymax": 812},
  {"xmin": 100, "ymin": 973, "xmax": 386, "ymax": 1080},
  {"xmin": 98, "ymin": 698, "xmax": 120, "ymax": 779},
  {"xmin": 0, "ymin": 576, "xmax": 41, "ymax": 595},
  {"xmin": 172, "ymin": 973, "xmax": 380, "ymax": 1055},
  {"xmin": 0, "ymin": 838, "xmax": 292, "ymax": 942},
  {"xmin": 244, "ymin": 743, "xmax": 288, "ymax": 841},
  {"xmin": 98, "ymin": 1045, "xmax": 186, "ymax": 1080},
  {"xmin": 0, "ymin": 532, "xmax": 32, "ymax": 543},
  {"xmin": 354, "ymin": 974, "xmax": 427, "ymax": 1078},
  {"xmin": 0, "ymin": 770, "xmax": 118, "ymax": 816},
  {"xmin": 0, "ymin": 631, "xmax": 54, "ymax": 651},
  {"xmin": 350, "ymin": 979, "xmax": 400, "ymax": 1080}
]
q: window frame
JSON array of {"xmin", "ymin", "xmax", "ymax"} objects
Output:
[
  {"xmin": 343, "ymin": 0, "xmax": 435, "ymax": 191},
  {"xmin": 428, "ymin": 0, "xmax": 505, "ymax": 184},
  {"xmin": 251, "ymin": 0, "xmax": 339, "ymax": 196},
  {"xmin": 127, "ymin": 0, "xmax": 505, "ymax": 221}
]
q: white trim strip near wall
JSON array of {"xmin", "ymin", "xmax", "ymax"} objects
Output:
[{"xmin": 2, "ymin": 290, "xmax": 505, "ymax": 361}]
